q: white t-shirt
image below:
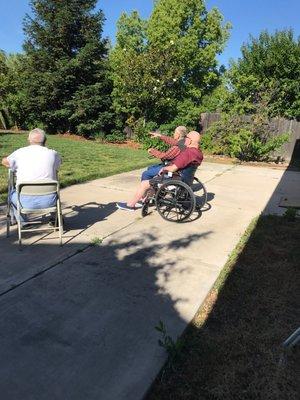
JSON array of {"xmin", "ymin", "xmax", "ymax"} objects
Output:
[{"xmin": 7, "ymin": 145, "xmax": 62, "ymax": 184}]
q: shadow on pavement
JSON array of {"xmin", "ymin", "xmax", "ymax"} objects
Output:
[
  {"xmin": 0, "ymin": 224, "xmax": 212, "ymax": 400},
  {"xmin": 288, "ymin": 139, "xmax": 300, "ymax": 169},
  {"xmin": 62, "ymin": 201, "xmax": 118, "ymax": 231}
]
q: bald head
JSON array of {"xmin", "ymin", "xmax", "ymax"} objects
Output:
[
  {"xmin": 28, "ymin": 128, "xmax": 46, "ymax": 146},
  {"xmin": 186, "ymin": 131, "xmax": 200, "ymax": 147}
]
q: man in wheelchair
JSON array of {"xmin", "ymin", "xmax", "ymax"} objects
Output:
[{"xmin": 117, "ymin": 131, "xmax": 203, "ymax": 212}]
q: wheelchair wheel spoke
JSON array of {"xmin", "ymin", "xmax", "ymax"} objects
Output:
[{"xmin": 155, "ymin": 180, "xmax": 196, "ymax": 222}]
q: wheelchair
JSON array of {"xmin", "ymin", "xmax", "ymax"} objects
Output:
[{"xmin": 141, "ymin": 165, "xmax": 207, "ymax": 222}]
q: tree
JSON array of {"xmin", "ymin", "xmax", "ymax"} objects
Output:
[
  {"xmin": 110, "ymin": 0, "xmax": 230, "ymax": 131},
  {"xmin": 23, "ymin": 0, "xmax": 113, "ymax": 135},
  {"xmin": 109, "ymin": 11, "xmax": 148, "ymax": 127},
  {"xmin": 0, "ymin": 51, "xmax": 27, "ymax": 129},
  {"xmin": 0, "ymin": 50, "xmax": 8, "ymax": 128},
  {"xmin": 224, "ymin": 30, "xmax": 300, "ymax": 119}
]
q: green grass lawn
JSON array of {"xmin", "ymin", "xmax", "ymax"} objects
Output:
[
  {"xmin": 0, "ymin": 133, "xmax": 152, "ymax": 203},
  {"xmin": 147, "ymin": 215, "xmax": 299, "ymax": 400}
]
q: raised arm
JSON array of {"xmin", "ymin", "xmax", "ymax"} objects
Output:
[
  {"xmin": 159, "ymin": 134, "xmax": 178, "ymax": 146},
  {"xmin": 148, "ymin": 145, "xmax": 180, "ymax": 161},
  {"xmin": 149, "ymin": 131, "xmax": 178, "ymax": 146}
]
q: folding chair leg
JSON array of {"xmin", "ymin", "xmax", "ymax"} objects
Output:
[
  {"xmin": 17, "ymin": 220, "xmax": 22, "ymax": 248},
  {"xmin": 6, "ymin": 210, "xmax": 10, "ymax": 238},
  {"xmin": 57, "ymin": 200, "xmax": 63, "ymax": 246},
  {"xmin": 17, "ymin": 205, "xmax": 22, "ymax": 248},
  {"xmin": 6, "ymin": 176, "xmax": 12, "ymax": 238},
  {"xmin": 7, "ymin": 205, "xmax": 17, "ymax": 237}
]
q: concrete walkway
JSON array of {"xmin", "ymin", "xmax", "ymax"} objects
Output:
[{"xmin": 0, "ymin": 162, "xmax": 299, "ymax": 400}]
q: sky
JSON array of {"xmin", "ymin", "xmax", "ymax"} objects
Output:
[{"xmin": 0, "ymin": 0, "xmax": 299, "ymax": 66}]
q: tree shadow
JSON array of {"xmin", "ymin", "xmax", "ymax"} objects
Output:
[
  {"xmin": 0, "ymin": 227, "xmax": 212, "ymax": 400},
  {"xmin": 62, "ymin": 201, "xmax": 117, "ymax": 230}
]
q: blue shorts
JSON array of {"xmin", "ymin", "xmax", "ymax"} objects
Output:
[
  {"xmin": 141, "ymin": 164, "xmax": 164, "ymax": 181},
  {"xmin": 10, "ymin": 190, "xmax": 57, "ymax": 209},
  {"xmin": 10, "ymin": 190, "xmax": 57, "ymax": 222}
]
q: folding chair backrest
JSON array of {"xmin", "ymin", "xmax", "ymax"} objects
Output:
[
  {"xmin": 12, "ymin": 179, "xmax": 63, "ymax": 247},
  {"xmin": 17, "ymin": 180, "xmax": 59, "ymax": 196}
]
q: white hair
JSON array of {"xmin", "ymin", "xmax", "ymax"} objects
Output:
[
  {"xmin": 175, "ymin": 126, "xmax": 188, "ymax": 138},
  {"xmin": 28, "ymin": 128, "xmax": 46, "ymax": 145}
]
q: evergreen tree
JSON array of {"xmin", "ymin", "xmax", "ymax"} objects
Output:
[{"xmin": 23, "ymin": 0, "xmax": 112, "ymax": 135}]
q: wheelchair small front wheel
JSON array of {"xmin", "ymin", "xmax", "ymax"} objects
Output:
[
  {"xmin": 155, "ymin": 180, "xmax": 195, "ymax": 222},
  {"xmin": 141, "ymin": 202, "xmax": 149, "ymax": 217}
]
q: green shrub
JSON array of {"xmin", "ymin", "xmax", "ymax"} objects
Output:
[
  {"xmin": 132, "ymin": 118, "xmax": 156, "ymax": 144},
  {"xmin": 284, "ymin": 207, "xmax": 298, "ymax": 222},
  {"xmin": 158, "ymin": 123, "xmax": 177, "ymax": 136},
  {"xmin": 104, "ymin": 130, "xmax": 126, "ymax": 143},
  {"xmin": 131, "ymin": 118, "xmax": 169, "ymax": 151},
  {"xmin": 89, "ymin": 131, "xmax": 106, "ymax": 141},
  {"xmin": 201, "ymin": 114, "xmax": 289, "ymax": 161},
  {"xmin": 227, "ymin": 129, "xmax": 289, "ymax": 161}
]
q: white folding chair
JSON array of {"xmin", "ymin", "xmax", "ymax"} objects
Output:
[{"xmin": 7, "ymin": 177, "xmax": 63, "ymax": 247}]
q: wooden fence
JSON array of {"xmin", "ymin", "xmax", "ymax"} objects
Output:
[{"xmin": 201, "ymin": 113, "xmax": 300, "ymax": 162}]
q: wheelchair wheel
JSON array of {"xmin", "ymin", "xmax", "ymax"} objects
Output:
[
  {"xmin": 155, "ymin": 180, "xmax": 195, "ymax": 222},
  {"xmin": 193, "ymin": 177, "xmax": 207, "ymax": 209}
]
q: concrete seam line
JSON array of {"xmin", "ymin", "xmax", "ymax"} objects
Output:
[
  {"xmin": 89, "ymin": 184, "xmax": 131, "ymax": 192},
  {"xmin": 0, "ymin": 219, "xmax": 140, "ymax": 298},
  {"xmin": 0, "ymin": 244, "xmax": 90, "ymax": 298},
  {"xmin": 101, "ymin": 218, "xmax": 140, "ymax": 241},
  {"xmin": 203, "ymin": 165, "xmax": 236, "ymax": 184}
]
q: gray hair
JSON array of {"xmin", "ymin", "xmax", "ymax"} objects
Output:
[
  {"xmin": 28, "ymin": 128, "xmax": 46, "ymax": 145},
  {"xmin": 175, "ymin": 126, "xmax": 188, "ymax": 138}
]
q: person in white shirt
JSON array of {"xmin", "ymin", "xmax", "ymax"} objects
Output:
[{"xmin": 1, "ymin": 128, "xmax": 62, "ymax": 223}]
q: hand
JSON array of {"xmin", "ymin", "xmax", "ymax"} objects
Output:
[
  {"xmin": 1, "ymin": 157, "xmax": 10, "ymax": 168},
  {"xmin": 149, "ymin": 131, "xmax": 161, "ymax": 138},
  {"xmin": 147, "ymin": 148, "xmax": 153, "ymax": 154}
]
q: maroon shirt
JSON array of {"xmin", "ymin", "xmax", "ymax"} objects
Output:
[{"xmin": 172, "ymin": 147, "xmax": 203, "ymax": 170}]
